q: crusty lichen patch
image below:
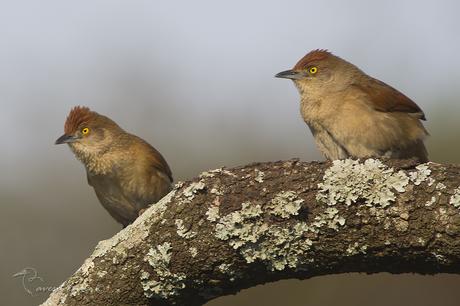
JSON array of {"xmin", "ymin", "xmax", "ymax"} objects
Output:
[
  {"xmin": 409, "ymin": 164, "xmax": 431, "ymax": 185},
  {"xmin": 254, "ymin": 169, "xmax": 265, "ymax": 183},
  {"xmin": 436, "ymin": 182, "xmax": 447, "ymax": 190},
  {"xmin": 200, "ymin": 167, "xmax": 237, "ymax": 179},
  {"xmin": 189, "ymin": 247, "xmax": 198, "ymax": 258},
  {"xmin": 450, "ymin": 187, "xmax": 460, "ymax": 209},
  {"xmin": 426, "ymin": 196, "xmax": 437, "ymax": 207},
  {"xmin": 267, "ymin": 191, "xmax": 304, "ymax": 218},
  {"xmin": 182, "ymin": 180, "xmax": 206, "ymax": 202},
  {"xmin": 69, "ymin": 259, "xmax": 94, "ymax": 297},
  {"xmin": 45, "ymin": 190, "xmax": 178, "ymax": 304},
  {"xmin": 217, "ymin": 263, "xmax": 232, "ymax": 273},
  {"xmin": 206, "ymin": 206, "xmax": 220, "ymax": 222},
  {"xmin": 210, "ymin": 192, "xmax": 323, "ymax": 271},
  {"xmin": 142, "ymin": 242, "xmax": 186, "ymax": 299},
  {"xmin": 214, "ymin": 202, "xmax": 266, "ymax": 249},
  {"xmin": 240, "ymin": 222, "xmax": 314, "ymax": 271},
  {"xmin": 175, "ymin": 219, "xmax": 197, "ymax": 239},
  {"xmin": 346, "ymin": 242, "xmax": 368, "ymax": 255},
  {"xmin": 207, "ymin": 175, "xmax": 364, "ymax": 271},
  {"xmin": 317, "ymin": 159, "xmax": 409, "ymax": 208}
]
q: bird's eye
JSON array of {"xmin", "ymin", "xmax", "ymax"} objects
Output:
[
  {"xmin": 309, "ymin": 66, "xmax": 318, "ymax": 74},
  {"xmin": 81, "ymin": 127, "xmax": 90, "ymax": 135}
]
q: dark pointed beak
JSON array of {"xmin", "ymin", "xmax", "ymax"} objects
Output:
[
  {"xmin": 275, "ymin": 69, "xmax": 305, "ymax": 80},
  {"xmin": 55, "ymin": 134, "xmax": 78, "ymax": 145}
]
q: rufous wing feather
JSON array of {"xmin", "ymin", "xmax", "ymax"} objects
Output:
[
  {"xmin": 149, "ymin": 148, "xmax": 173, "ymax": 183},
  {"xmin": 353, "ymin": 77, "xmax": 426, "ymax": 120}
]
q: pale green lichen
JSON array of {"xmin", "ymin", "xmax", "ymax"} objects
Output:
[
  {"xmin": 425, "ymin": 196, "xmax": 437, "ymax": 207},
  {"xmin": 394, "ymin": 219, "xmax": 409, "ymax": 232},
  {"xmin": 409, "ymin": 164, "xmax": 431, "ymax": 185},
  {"xmin": 90, "ymin": 190, "xmax": 176, "ymax": 259},
  {"xmin": 267, "ymin": 191, "xmax": 304, "ymax": 218},
  {"xmin": 69, "ymin": 281, "xmax": 89, "ymax": 297},
  {"xmin": 174, "ymin": 181, "xmax": 185, "ymax": 188},
  {"xmin": 206, "ymin": 206, "xmax": 220, "ymax": 222},
  {"xmin": 324, "ymin": 207, "xmax": 346, "ymax": 229},
  {"xmin": 209, "ymin": 175, "xmax": 363, "ymax": 271},
  {"xmin": 68, "ymin": 258, "xmax": 94, "ymax": 297},
  {"xmin": 310, "ymin": 207, "xmax": 345, "ymax": 231},
  {"xmin": 112, "ymin": 250, "xmax": 128, "ymax": 265},
  {"xmin": 183, "ymin": 180, "xmax": 206, "ymax": 201},
  {"xmin": 210, "ymin": 187, "xmax": 223, "ymax": 195},
  {"xmin": 399, "ymin": 212, "xmax": 409, "ymax": 220},
  {"xmin": 142, "ymin": 242, "xmax": 186, "ymax": 299},
  {"xmin": 366, "ymin": 206, "xmax": 386, "ymax": 221},
  {"xmin": 212, "ymin": 199, "xmax": 319, "ymax": 271},
  {"xmin": 436, "ymin": 182, "xmax": 447, "ymax": 190},
  {"xmin": 215, "ymin": 202, "xmax": 267, "ymax": 249},
  {"xmin": 199, "ymin": 169, "xmax": 220, "ymax": 178},
  {"xmin": 189, "ymin": 247, "xmax": 198, "ymax": 258},
  {"xmin": 254, "ymin": 170, "xmax": 265, "ymax": 183},
  {"xmin": 240, "ymin": 222, "xmax": 314, "ymax": 271},
  {"xmin": 449, "ymin": 187, "xmax": 460, "ymax": 209},
  {"xmin": 43, "ymin": 191, "xmax": 178, "ymax": 305},
  {"xmin": 417, "ymin": 237, "xmax": 426, "ymax": 246},
  {"xmin": 217, "ymin": 263, "xmax": 239, "ymax": 281},
  {"xmin": 317, "ymin": 159, "xmax": 409, "ymax": 208},
  {"xmin": 140, "ymin": 271, "xmax": 155, "ymax": 295},
  {"xmin": 200, "ymin": 168, "xmax": 237, "ymax": 178},
  {"xmin": 217, "ymin": 263, "xmax": 232, "ymax": 273},
  {"xmin": 346, "ymin": 242, "xmax": 368, "ymax": 255},
  {"xmin": 175, "ymin": 219, "xmax": 197, "ymax": 239},
  {"xmin": 146, "ymin": 242, "xmax": 172, "ymax": 269}
]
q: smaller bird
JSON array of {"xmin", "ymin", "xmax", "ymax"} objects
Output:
[
  {"xmin": 55, "ymin": 106, "xmax": 173, "ymax": 227},
  {"xmin": 275, "ymin": 49, "xmax": 428, "ymax": 162}
]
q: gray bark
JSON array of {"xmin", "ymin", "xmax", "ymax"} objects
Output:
[{"xmin": 41, "ymin": 158, "xmax": 460, "ymax": 306}]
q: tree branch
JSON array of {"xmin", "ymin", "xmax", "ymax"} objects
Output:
[{"xmin": 41, "ymin": 159, "xmax": 460, "ymax": 306}]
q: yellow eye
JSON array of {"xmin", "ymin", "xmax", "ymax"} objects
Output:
[
  {"xmin": 81, "ymin": 127, "xmax": 90, "ymax": 135},
  {"xmin": 309, "ymin": 66, "xmax": 318, "ymax": 74}
]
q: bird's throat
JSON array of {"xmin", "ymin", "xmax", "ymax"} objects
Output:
[{"xmin": 69, "ymin": 143, "xmax": 114, "ymax": 175}]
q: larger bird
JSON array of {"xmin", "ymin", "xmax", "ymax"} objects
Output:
[
  {"xmin": 55, "ymin": 106, "xmax": 173, "ymax": 227},
  {"xmin": 276, "ymin": 49, "xmax": 428, "ymax": 162}
]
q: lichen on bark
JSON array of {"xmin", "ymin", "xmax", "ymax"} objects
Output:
[{"xmin": 42, "ymin": 159, "xmax": 460, "ymax": 306}]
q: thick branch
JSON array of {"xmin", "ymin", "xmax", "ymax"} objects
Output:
[{"xmin": 42, "ymin": 159, "xmax": 460, "ymax": 306}]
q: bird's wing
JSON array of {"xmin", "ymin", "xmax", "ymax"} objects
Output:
[
  {"xmin": 148, "ymin": 146, "xmax": 173, "ymax": 183},
  {"xmin": 353, "ymin": 77, "xmax": 426, "ymax": 120},
  {"xmin": 117, "ymin": 139, "xmax": 173, "ymax": 211}
]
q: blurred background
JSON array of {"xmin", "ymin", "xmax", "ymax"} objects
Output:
[{"xmin": 1, "ymin": 0, "xmax": 459, "ymax": 305}]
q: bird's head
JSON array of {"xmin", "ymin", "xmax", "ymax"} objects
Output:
[
  {"xmin": 55, "ymin": 106, "xmax": 122, "ymax": 156},
  {"xmin": 275, "ymin": 49, "xmax": 358, "ymax": 96}
]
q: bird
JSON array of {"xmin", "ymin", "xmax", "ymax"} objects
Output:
[
  {"xmin": 275, "ymin": 49, "xmax": 428, "ymax": 162},
  {"xmin": 55, "ymin": 106, "xmax": 173, "ymax": 227}
]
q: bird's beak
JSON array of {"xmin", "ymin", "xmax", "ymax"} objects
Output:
[
  {"xmin": 55, "ymin": 134, "xmax": 78, "ymax": 145},
  {"xmin": 275, "ymin": 69, "xmax": 305, "ymax": 80}
]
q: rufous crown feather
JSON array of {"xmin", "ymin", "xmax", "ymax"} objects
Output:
[
  {"xmin": 293, "ymin": 49, "xmax": 332, "ymax": 70},
  {"xmin": 64, "ymin": 106, "xmax": 94, "ymax": 134}
]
